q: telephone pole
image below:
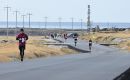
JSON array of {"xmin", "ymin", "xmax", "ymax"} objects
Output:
[
  {"xmin": 14, "ymin": 10, "xmax": 19, "ymax": 35},
  {"xmin": 27, "ymin": 13, "xmax": 32, "ymax": 36},
  {"xmin": 22, "ymin": 15, "xmax": 26, "ymax": 29},
  {"xmin": 59, "ymin": 17, "xmax": 62, "ymax": 29},
  {"xmin": 4, "ymin": 6, "xmax": 11, "ymax": 40},
  {"xmin": 58, "ymin": 17, "xmax": 62, "ymax": 33},
  {"xmin": 44, "ymin": 17, "xmax": 48, "ymax": 29},
  {"xmin": 81, "ymin": 19, "xmax": 83, "ymax": 33},
  {"xmin": 71, "ymin": 18, "xmax": 74, "ymax": 30},
  {"xmin": 44, "ymin": 17, "xmax": 48, "ymax": 37}
]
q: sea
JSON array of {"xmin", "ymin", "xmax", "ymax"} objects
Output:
[{"xmin": 0, "ymin": 22, "xmax": 130, "ymax": 29}]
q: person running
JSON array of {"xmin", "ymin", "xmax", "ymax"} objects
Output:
[
  {"xmin": 51, "ymin": 33, "xmax": 54, "ymax": 39},
  {"xmin": 64, "ymin": 33, "xmax": 67, "ymax": 41},
  {"xmin": 73, "ymin": 33, "xmax": 78, "ymax": 46},
  {"xmin": 16, "ymin": 29, "xmax": 28, "ymax": 62},
  {"xmin": 89, "ymin": 39, "xmax": 92, "ymax": 51},
  {"xmin": 54, "ymin": 33, "xmax": 57, "ymax": 38}
]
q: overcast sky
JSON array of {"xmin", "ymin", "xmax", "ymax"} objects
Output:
[{"xmin": 0, "ymin": 0, "xmax": 130, "ymax": 22}]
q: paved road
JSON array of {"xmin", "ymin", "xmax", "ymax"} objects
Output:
[{"xmin": 0, "ymin": 38, "xmax": 130, "ymax": 80}]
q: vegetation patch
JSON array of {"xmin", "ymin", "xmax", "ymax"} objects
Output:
[
  {"xmin": 80, "ymin": 31, "xmax": 130, "ymax": 51},
  {"xmin": 0, "ymin": 36, "xmax": 79, "ymax": 62}
]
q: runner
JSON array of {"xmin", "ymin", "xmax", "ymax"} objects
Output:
[
  {"xmin": 89, "ymin": 39, "xmax": 92, "ymax": 51},
  {"xmin": 16, "ymin": 29, "xmax": 28, "ymax": 62},
  {"xmin": 64, "ymin": 33, "xmax": 67, "ymax": 41},
  {"xmin": 54, "ymin": 33, "xmax": 57, "ymax": 38},
  {"xmin": 73, "ymin": 33, "xmax": 78, "ymax": 46},
  {"xmin": 51, "ymin": 33, "xmax": 54, "ymax": 39}
]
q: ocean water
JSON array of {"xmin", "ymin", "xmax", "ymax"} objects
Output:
[{"xmin": 0, "ymin": 22, "xmax": 130, "ymax": 29}]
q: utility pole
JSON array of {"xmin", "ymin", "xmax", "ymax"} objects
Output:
[
  {"xmin": 27, "ymin": 13, "xmax": 32, "ymax": 36},
  {"xmin": 107, "ymin": 22, "xmax": 110, "ymax": 31},
  {"xmin": 81, "ymin": 19, "xmax": 83, "ymax": 34},
  {"xmin": 44, "ymin": 17, "xmax": 48, "ymax": 37},
  {"xmin": 59, "ymin": 17, "xmax": 62, "ymax": 29},
  {"xmin": 58, "ymin": 17, "xmax": 62, "ymax": 34},
  {"xmin": 22, "ymin": 15, "xmax": 26, "ymax": 29},
  {"xmin": 44, "ymin": 17, "xmax": 48, "ymax": 29},
  {"xmin": 59, "ymin": 17, "xmax": 62, "ymax": 33},
  {"xmin": 4, "ymin": 6, "xmax": 11, "ymax": 40},
  {"xmin": 71, "ymin": 18, "xmax": 74, "ymax": 31},
  {"xmin": 14, "ymin": 10, "xmax": 19, "ymax": 35}
]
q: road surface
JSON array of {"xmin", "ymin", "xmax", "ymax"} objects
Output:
[{"xmin": 0, "ymin": 38, "xmax": 130, "ymax": 80}]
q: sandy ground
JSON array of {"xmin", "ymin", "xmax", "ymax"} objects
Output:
[{"xmin": 0, "ymin": 36, "xmax": 78, "ymax": 62}]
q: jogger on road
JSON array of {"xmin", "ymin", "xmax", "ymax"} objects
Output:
[
  {"xmin": 16, "ymin": 29, "xmax": 28, "ymax": 62},
  {"xmin": 89, "ymin": 39, "xmax": 92, "ymax": 51}
]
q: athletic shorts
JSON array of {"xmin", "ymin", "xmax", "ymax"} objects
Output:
[
  {"xmin": 19, "ymin": 46, "xmax": 25, "ymax": 50},
  {"xmin": 89, "ymin": 43, "xmax": 92, "ymax": 46}
]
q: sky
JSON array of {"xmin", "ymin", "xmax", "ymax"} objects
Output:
[{"xmin": 0, "ymin": 0, "xmax": 130, "ymax": 22}]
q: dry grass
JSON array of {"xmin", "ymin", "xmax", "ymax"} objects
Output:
[
  {"xmin": 80, "ymin": 31, "xmax": 130, "ymax": 51},
  {"xmin": 0, "ymin": 36, "xmax": 78, "ymax": 62},
  {"xmin": 81, "ymin": 32, "xmax": 130, "ymax": 40}
]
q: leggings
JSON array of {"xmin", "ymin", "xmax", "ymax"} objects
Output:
[{"xmin": 19, "ymin": 46, "xmax": 25, "ymax": 59}]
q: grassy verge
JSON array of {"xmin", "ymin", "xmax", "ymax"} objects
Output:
[
  {"xmin": 80, "ymin": 31, "xmax": 130, "ymax": 51},
  {"xmin": 0, "ymin": 36, "xmax": 78, "ymax": 62}
]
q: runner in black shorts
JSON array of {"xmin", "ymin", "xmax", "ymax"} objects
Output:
[
  {"xmin": 89, "ymin": 39, "xmax": 92, "ymax": 51},
  {"xmin": 74, "ymin": 38, "xmax": 77, "ymax": 46},
  {"xmin": 16, "ymin": 29, "xmax": 28, "ymax": 62},
  {"xmin": 73, "ymin": 33, "xmax": 78, "ymax": 46}
]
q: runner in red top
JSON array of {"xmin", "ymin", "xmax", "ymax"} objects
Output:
[{"xmin": 16, "ymin": 29, "xmax": 28, "ymax": 62}]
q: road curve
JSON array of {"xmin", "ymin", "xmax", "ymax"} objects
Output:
[{"xmin": 0, "ymin": 38, "xmax": 130, "ymax": 80}]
